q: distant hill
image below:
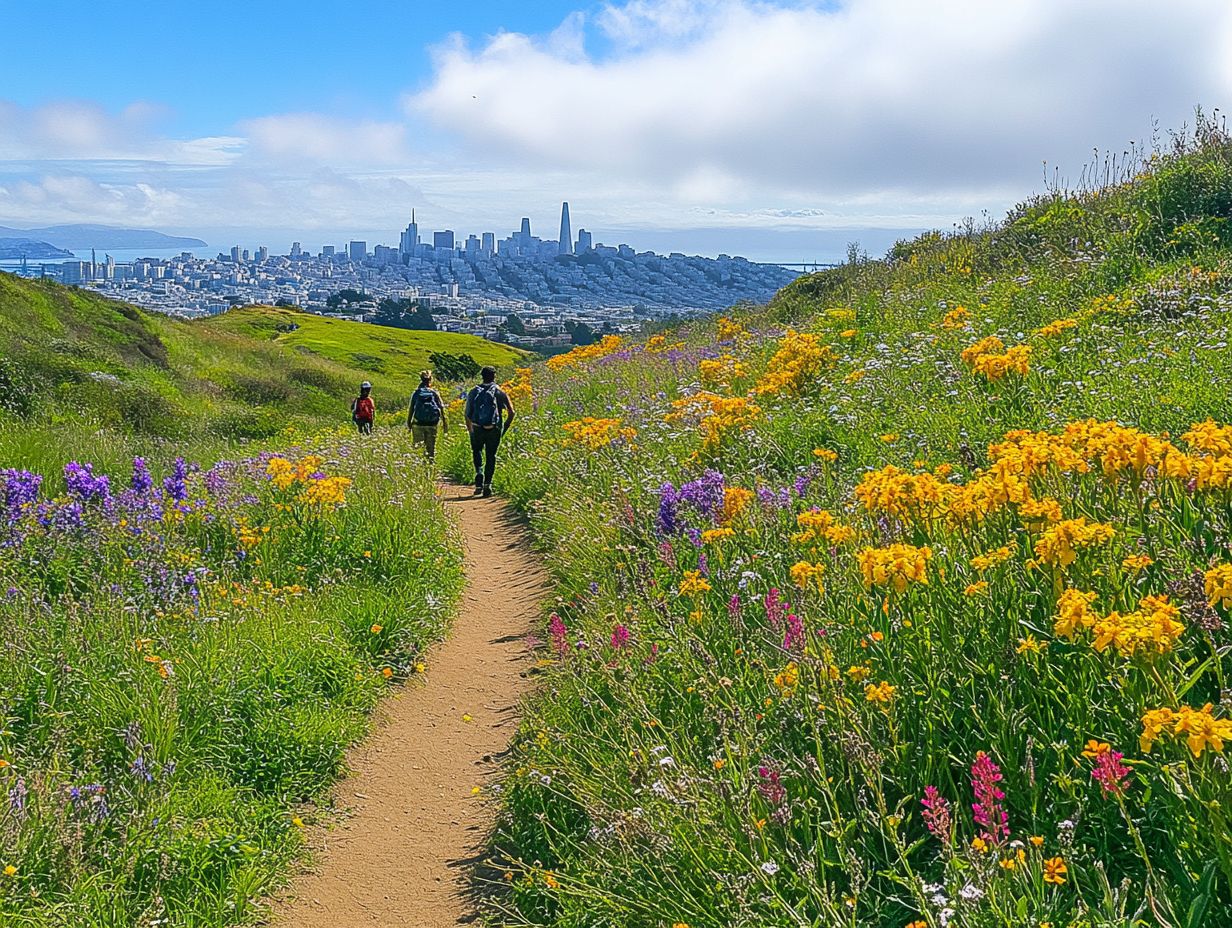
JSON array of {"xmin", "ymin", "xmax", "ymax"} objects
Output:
[
  {"xmin": 0, "ymin": 224, "xmax": 206, "ymax": 250},
  {"xmin": 0, "ymin": 274, "xmax": 526, "ymax": 439},
  {"xmin": 0, "ymin": 237, "xmax": 73, "ymax": 260},
  {"xmin": 202, "ymin": 305, "xmax": 530, "ymax": 397}
]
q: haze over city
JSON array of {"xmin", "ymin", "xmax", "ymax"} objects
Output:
[{"xmin": 5, "ymin": 0, "xmax": 1232, "ymax": 262}]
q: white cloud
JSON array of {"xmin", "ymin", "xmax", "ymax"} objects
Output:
[
  {"xmin": 0, "ymin": 99, "xmax": 245, "ymax": 166},
  {"xmin": 4, "ymin": 0, "xmax": 1232, "ymax": 259},
  {"xmin": 239, "ymin": 113, "xmax": 411, "ymax": 167},
  {"xmin": 410, "ymin": 0, "xmax": 1232, "ymax": 208}
]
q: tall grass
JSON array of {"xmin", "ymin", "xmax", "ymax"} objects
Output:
[
  {"xmin": 0, "ymin": 428, "xmax": 464, "ymax": 926},
  {"xmin": 444, "ymin": 128, "xmax": 1232, "ymax": 926}
]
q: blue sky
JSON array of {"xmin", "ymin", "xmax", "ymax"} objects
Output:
[
  {"xmin": 2, "ymin": 0, "xmax": 1229, "ymax": 261},
  {"xmin": 3, "ymin": 2, "xmax": 581, "ymax": 134}
]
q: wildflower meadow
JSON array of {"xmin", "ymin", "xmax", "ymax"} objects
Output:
[
  {"xmin": 0, "ymin": 430, "xmax": 463, "ymax": 926},
  {"xmin": 443, "ymin": 127, "xmax": 1232, "ymax": 927}
]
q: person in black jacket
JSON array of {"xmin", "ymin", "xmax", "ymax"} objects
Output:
[
  {"xmin": 407, "ymin": 370, "xmax": 448, "ymax": 461},
  {"xmin": 464, "ymin": 366, "xmax": 514, "ymax": 497}
]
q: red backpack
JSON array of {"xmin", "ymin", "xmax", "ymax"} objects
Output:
[{"xmin": 353, "ymin": 396, "xmax": 374, "ymax": 423}]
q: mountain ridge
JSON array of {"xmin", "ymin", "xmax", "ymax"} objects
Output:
[{"xmin": 0, "ymin": 223, "xmax": 207, "ymax": 250}]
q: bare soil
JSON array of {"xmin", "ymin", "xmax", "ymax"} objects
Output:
[{"xmin": 268, "ymin": 486, "xmax": 545, "ymax": 927}]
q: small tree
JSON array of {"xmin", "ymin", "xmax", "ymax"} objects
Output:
[
  {"xmin": 428, "ymin": 351, "xmax": 481, "ymax": 381},
  {"xmin": 503, "ymin": 312, "xmax": 527, "ymax": 336}
]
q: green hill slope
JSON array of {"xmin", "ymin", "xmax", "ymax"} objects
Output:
[
  {"xmin": 441, "ymin": 124, "xmax": 1232, "ymax": 926},
  {"xmin": 0, "ymin": 278, "xmax": 525, "ymax": 441},
  {"xmin": 202, "ymin": 304, "xmax": 527, "ymax": 399}
]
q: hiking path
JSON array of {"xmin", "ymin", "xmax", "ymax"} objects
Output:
[{"xmin": 269, "ymin": 486, "xmax": 545, "ymax": 927}]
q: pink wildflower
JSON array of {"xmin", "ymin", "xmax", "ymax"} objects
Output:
[
  {"xmin": 1091, "ymin": 749, "xmax": 1131, "ymax": 797},
  {"xmin": 783, "ymin": 611, "xmax": 805, "ymax": 652},
  {"xmin": 920, "ymin": 785, "xmax": 951, "ymax": 842},
  {"xmin": 610, "ymin": 624, "xmax": 631, "ymax": 650},
  {"xmin": 756, "ymin": 765, "xmax": 786, "ymax": 807},
  {"xmin": 970, "ymin": 751, "xmax": 1010, "ymax": 845},
  {"xmin": 548, "ymin": 613, "xmax": 570, "ymax": 656},
  {"xmin": 764, "ymin": 589, "xmax": 789, "ymax": 629}
]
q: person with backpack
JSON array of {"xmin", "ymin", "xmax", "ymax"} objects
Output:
[
  {"xmin": 351, "ymin": 381, "xmax": 375, "ymax": 435},
  {"xmin": 408, "ymin": 370, "xmax": 448, "ymax": 461},
  {"xmin": 464, "ymin": 366, "xmax": 515, "ymax": 497}
]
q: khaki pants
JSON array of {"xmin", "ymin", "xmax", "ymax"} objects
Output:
[{"xmin": 411, "ymin": 424, "xmax": 439, "ymax": 459}]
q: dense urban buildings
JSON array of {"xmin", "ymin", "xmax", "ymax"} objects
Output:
[{"xmin": 6, "ymin": 203, "xmax": 799, "ymax": 351}]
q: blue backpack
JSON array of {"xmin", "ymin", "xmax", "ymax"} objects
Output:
[
  {"xmin": 412, "ymin": 386, "xmax": 441, "ymax": 425},
  {"xmin": 471, "ymin": 384, "xmax": 502, "ymax": 428}
]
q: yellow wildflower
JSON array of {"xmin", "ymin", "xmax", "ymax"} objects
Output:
[
  {"xmin": 1043, "ymin": 857, "xmax": 1068, "ymax": 885},
  {"xmin": 678, "ymin": 570, "xmax": 711, "ymax": 596}
]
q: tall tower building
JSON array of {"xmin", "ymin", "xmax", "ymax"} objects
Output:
[
  {"xmin": 558, "ymin": 202, "xmax": 573, "ymax": 255},
  {"xmin": 400, "ymin": 208, "xmax": 420, "ymax": 258},
  {"xmin": 520, "ymin": 217, "xmax": 531, "ymax": 237}
]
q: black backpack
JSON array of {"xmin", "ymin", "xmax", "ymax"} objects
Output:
[
  {"xmin": 471, "ymin": 384, "xmax": 501, "ymax": 428},
  {"xmin": 411, "ymin": 386, "xmax": 441, "ymax": 425}
]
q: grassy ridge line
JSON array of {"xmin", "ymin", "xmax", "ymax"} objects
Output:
[
  {"xmin": 202, "ymin": 305, "xmax": 528, "ymax": 402},
  {"xmin": 444, "ymin": 130, "xmax": 1232, "ymax": 926},
  {"xmin": 0, "ymin": 428, "xmax": 464, "ymax": 927},
  {"xmin": 0, "ymin": 276, "xmax": 526, "ymax": 440}
]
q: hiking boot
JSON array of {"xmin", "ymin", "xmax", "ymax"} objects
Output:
[
  {"xmin": 482, "ymin": 485, "xmax": 493, "ymax": 498},
  {"xmin": 473, "ymin": 475, "xmax": 484, "ymax": 495}
]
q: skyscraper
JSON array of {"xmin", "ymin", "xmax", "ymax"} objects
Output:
[
  {"xmin": 558, "ymin": 202, "xmax": 573, "ymax": 255},
  {"xmin": 576, "ymin": 229, "xmax": 593, "ymax": 252},
  {"xmin": 433, "ymin": 230, "xmax": 455, "ymax": 251},
  {"xmin": 400, "ymin": 209, "xmax": 420, "ymax": 258},
  {"xmin": 348, "ymin": 241, "xmax": 367, "ymax": 262}
]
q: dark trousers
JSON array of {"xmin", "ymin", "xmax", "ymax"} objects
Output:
[
  {"xmin": 470, "ymin": 427, "xmax": 502, "ymax": 486},
  {"xmin": 355, "ymin": 419, "xmax": 372, "ymax": 435}
]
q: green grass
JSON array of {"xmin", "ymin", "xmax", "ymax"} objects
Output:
[
  {"xmin": 0, "ymin": 278, "xmax": 527, "ymax": 443},
  {"xmin": 0, "ymin": 429, "xmax": 464, "ymax": 927},
  {"xmin": 201, "ymin": 305, "xmax": 529, "ymax": 405},
  {"xmin": 442, "ymin": 123, "xmax": 1232, "ymax": 926}
]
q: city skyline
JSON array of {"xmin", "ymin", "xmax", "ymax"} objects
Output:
[{"xmin": 3, "ymin": 1, "xmax": 1227, "ymax": 261}]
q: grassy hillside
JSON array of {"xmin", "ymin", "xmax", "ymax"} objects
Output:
[
  {"xmin": 202, "ymin": 304, "xmax": 528, "ymax": 399},
  {"xmin": 443, "ymin": 124, "xmax": 1232, "ymax": 926},
  {"xmin": 0, "ymin": 278, "xmax": 525, "ymax": 444}
]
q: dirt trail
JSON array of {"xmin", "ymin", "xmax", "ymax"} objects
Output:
[{"xmin": 269, "ymin": 486, "xmax": 545, "ymax": 928}]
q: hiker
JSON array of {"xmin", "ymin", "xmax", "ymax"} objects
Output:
[
  {"xmin": 351, "ymin": 381, "xmax": 375, "ymax": 435},
  {"xmin": 408, "ymin": 370, "xmax": 448, "ymax": 461},
  {"xmin": 464, "ymin": 366, "xmax": 514, "ymax": 497}
]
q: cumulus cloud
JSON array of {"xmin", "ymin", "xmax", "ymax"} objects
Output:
[
  {"xmin": 410, "ymin": 0, "xmax": 1232, "ymax": 207},
  {"xmin": 4, "ymin": 0, "xmax": 1232, "ymax": 256},
  {"xmin": 0, "ymin": 99, "xmax": 245, "ymax": 165}
]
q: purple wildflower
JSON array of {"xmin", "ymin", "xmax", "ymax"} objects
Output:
[
  {"xmin": 64, "ymin": 461, "xmax": 110, "ymax": 502},
  {"xmin": 130, "ymin": 457, "xmax": 154, "ymax": 494},
  {"xmin": 656, "ymin": 483, "xmax": 680, "ymax": 536},
  {"xmin": 610, "ymin": 624, "xmax": 630, "ymax": 650},
  {"xmin": 162, "ymin": 457, "xmax": 189, "ymax": 502},
  {"xmin": 130, "ymin": 757, "xmax": 155, "ymax": 783},
  {"xmin": 1, "ymin": 468, "xmax": 42, "ymax": 522},
  {"xmin": 678, "ymin": 469, "xmax": 726, "ymax": 520}
]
